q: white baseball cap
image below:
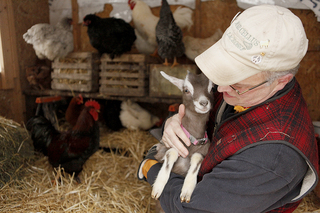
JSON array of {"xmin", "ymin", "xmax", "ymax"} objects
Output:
[{"xmin": 195, "ymin": 5, "xmax": 308, "ymax": 86}]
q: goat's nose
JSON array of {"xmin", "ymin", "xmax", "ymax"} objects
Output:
[{"xmin": 200, "ymin": 100, "xmax": 208, "ymax": 107}]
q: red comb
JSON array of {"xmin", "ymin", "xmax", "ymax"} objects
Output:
[
  {"xmin": 85, "ymin": 99, "xmax": 100, "ymax": 110},
  {"xmin": 78, "ymin": 94, "xmax": 83, "ymax": 102}
]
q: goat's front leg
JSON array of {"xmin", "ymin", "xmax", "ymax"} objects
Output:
[
  {"xmin": 180, "ymin": 153, "xmax": 204, "ymax": 203},
  {"xmin": 152, "ymin": 148, "xmax": 179, "ymax": 200}
]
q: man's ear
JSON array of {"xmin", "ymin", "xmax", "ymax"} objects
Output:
[{"xmin": 274, "ymin": 74, "xmax": 294, "ymax": 91}]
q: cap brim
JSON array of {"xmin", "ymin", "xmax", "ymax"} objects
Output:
[{"xmin": 195, "ymin": 40, "xmax": 261, "ymax": 86}]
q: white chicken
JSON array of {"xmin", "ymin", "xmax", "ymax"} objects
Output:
[
  {"xmin": 119, "ymin": 100, "xmax": 161, "ymax": 131},
  {"xmin": 23, "ymin": 17, "xmax": 74, "ymax": 61},
  {"xmin": 183, "ymin": 29, "xmax": 223, "ymax": 61},
  {"xmin": 128, "ymin": 0, "xmax": 193, "ymax": 55}
]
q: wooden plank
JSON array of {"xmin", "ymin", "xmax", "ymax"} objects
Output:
[
  {"xmin": 51, "ymin": 72, "xmax": 93, "ymax": 80},
  {"xmin": 53, "ymin": 68, "xmax": 93, "ymax": 74},
  {"xmin": 0, "ymin": 0, "xmax": 19, "ymax": 89},
  {"xmin": 52, "ymin": 62, "xmax": 94, "ymax": 69},
  {"xmin": 52, "ymin": 79, "xmax": 98, "ymax": 92},
  {"xmin": 65, "ymin": 52, "xmax": 98, "ymax": 58},
  {"xmin": 101, "ymin": 54, "xmax": 146, "ymax": 62},
  {"xmin": 100, "ymin": 64, "xmax": 146, "ymax": 70},
  {"xmin": 194, "ymin": 0, "xmax": 201, "ymax": 37},
  {"xmin": 24, "ymin": 88, "xmax": 181, "ymax": 104},
  {"xmin": 100, "ymin": 71, "xmax": 146, "ymax": 78},
  {"xmin": 52, "ymin": 52, "xmax": 100, "ymax": 69},
  {"xmin": 71, "ymin": 0, "xmax": 81, "ymax": 52},
  {"xmin": 99, "ymin": 79, "xmax": 146, "ymax": 86}
]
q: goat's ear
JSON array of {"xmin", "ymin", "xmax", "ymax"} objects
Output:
[
  {"xmin": 208, "ymin": 80, "xmax": 214, "ymax": 93},
  {"xmin": 160, "ymin": 71, "xmax": 184, "ymax": 91}
]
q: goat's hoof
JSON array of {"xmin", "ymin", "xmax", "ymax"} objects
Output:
[
  {"xmin": 180, "ymin": 192, "xmax": 192, "ymax": 203},
  {"xmin": 180, "ymin": 197, "xmax": 190, "ymax": 203},
  {"xmin": 151, "ymin": 192, "xmax": 159, "ymax": 200},
  {"xmin": 151, "ymin": 183, "xmax": 165, "ymax": 200}
]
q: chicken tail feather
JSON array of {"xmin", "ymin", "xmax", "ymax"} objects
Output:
[
  {"xmin": 26, "ymin": 116, "xmax": 57, "ymax": 156},
  {"xmin": 173, "ymin": 6, "xmax": 193, "ymax": 31}
]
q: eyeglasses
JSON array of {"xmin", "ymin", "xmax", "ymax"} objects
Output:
[{"xmin": 229, "ymin": 80, "xmax": 268, "ymax": 95}]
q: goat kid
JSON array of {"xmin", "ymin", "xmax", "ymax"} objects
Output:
[{"xmin": 152, "ymin": 71, "xmax": 214, "ymax": 203}]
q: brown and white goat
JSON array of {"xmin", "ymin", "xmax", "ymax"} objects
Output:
[{"xmin": 152, "ymin": 71, "xmax": 214, "ymax": 203}]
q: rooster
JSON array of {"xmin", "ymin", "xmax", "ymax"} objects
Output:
[
  {"xmin": 23, "ymin": 17, "xmax": 73, "ymax": 61},
  {"xmin": 156, "ymin": 0, "xmax": 185, "ymax": 67},
  {"xmin": 65, "ymin": 94, "xmax": 84, "ymax": 127},
  {"xmin": 128, "ymin": 0, "xmax": 193, "ymax": 55},
  {"xmin": 26, "ymin": 100, "xmax": 100, "ymax": 181},
  {"xmin": 119, "ymin": 100, "xmax": 162, "ymax": 131},
  {"xmin": 183, "ymin": 29, "xmax": 223, "ymax": 61},
  {"xmin": 83, "ymin": 14, "xmax": 136, "ymax": 59}
]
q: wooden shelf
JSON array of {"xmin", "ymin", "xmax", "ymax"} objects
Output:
[{"xmin": 23, "ymin": 89, "xmax": 181, "ymax": 104}]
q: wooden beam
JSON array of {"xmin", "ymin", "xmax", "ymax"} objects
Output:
[
  {"xmin": 0, "ymin": 0, "xmax": 19, "ymax": 89},
  {"xmin": 194, "ymin": 0, "xmax": 201, "ymax": 37},
  {"xmin": 71, "ymin": 0, "xmax": 81, "ymax": 52},
  {"xmin": 24, "ymin": 89, "xmax": 181, "ymax": 104}
]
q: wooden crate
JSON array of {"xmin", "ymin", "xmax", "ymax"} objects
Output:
[
  {"xmin": 51, "ymin": 52, "xmax": 100, "ymax": 92},
  {"xmin": 99, "ymin": 54, "xmax": 148, "ymax": 97},
  {"xmin": 149, "ymin": 64, "xmax": 198, "ymax": 98}
]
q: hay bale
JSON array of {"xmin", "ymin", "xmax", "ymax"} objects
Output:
[{"xmin": 0, "ymin": 116, "xmax": 34, "ymax": 187}]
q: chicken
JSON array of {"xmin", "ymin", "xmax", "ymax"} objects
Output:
[
  {"xmin": 26, "ymin": 65, "xmax": 51, "ymax": 90},
  {"xmin": 65, "ymin": 94, "xmax": 84, "ymax": 127},
  {"xmin": 26, "ymin": 99, "xmax": 100, "ymax": 181},
  {"xmin": 83, "ymin": 14, "xmax": 136, "ymax": 59},
  {"xmin": 119, "ymin": 100, "xmax": 161, "ymax": 131},
  {"xmin": 128, "ymin": 0, "xmax": 193, "ymax": 55},
  {"xmin": 23, "ymin": 17, "xmax": 73, "ymax": 61},
  {"xmin": 156, "ymin": 0, "xmax": 185, "ymax": 67},
  {"xmin": 183, "ymin": 29, "xmax": 223, "ymax": 61}
]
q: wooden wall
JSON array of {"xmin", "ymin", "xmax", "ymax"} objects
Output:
[
  {"xmin": 0, "ymin": 0, "xmax": 49, "ymax": 123},
  {"xmin": 1, "ymin": 0, "xmax": 319, "ymax": 123}
]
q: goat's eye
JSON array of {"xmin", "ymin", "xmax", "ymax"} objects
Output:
[{"xmin": 184, "ymin": 89, "xmax": 190, "ymax": 94}]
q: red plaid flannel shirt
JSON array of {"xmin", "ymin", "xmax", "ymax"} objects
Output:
[{"xmin": 199, "ymin": 81, "xmax": 318, "ymax": 213}]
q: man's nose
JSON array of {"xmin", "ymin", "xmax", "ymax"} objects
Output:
[{"xmin": 217, "ymin": 85, "xmax": 232, "ymax": 93}]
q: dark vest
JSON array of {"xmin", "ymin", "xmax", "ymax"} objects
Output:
[{"xmin": 199, "ymin": 81, "xmax": 319, "ymax": 212}]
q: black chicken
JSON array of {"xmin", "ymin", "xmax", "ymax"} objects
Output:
[
  {"xmin": 83, "ymin": 14, "xmax": 136, "ymax": 59},
  {"xmin": 26, "ymin": 100, "xmax": 100, "ymax": 181},
  {"xmin": 156, "ymin": 0, "xmax": 185, "ymax": 67}
]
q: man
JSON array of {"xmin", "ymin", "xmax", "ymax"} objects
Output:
[{"xmin": 139, "ymin": 4, "xmax": 319, "ymax": 213}]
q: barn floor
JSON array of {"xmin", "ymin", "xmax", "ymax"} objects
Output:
[{"xmin": 1, "ymin": 121, "xmax": 320, "ymax": 212}]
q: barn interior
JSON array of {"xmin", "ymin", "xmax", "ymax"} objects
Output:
[{"xmin": 0, "ymin": 0, "xmax": 320, "ymax": 212}]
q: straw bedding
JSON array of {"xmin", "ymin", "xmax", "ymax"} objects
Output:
[
  {"xmin": 1, "ymin": 122, "xmax": 158, "ymax": 212},
  {"xmin": 0, "ymin": 116, "xmax": 320, "ymax": 212}
]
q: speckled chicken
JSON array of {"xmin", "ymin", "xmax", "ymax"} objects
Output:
[
  {"xmin": 23, "ymin": 18, "xmax": 73, "ymax": 61},
  {"xmin": 156, "ymin": 0, "xmax": 185, "ymax": 67},
  {"xmin": 128, "ymin": 0, "xmax": 193, "ymax": 55}
]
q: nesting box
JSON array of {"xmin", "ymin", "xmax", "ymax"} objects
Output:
[
  {"xmin": 149, "ymin": 64, "xmax": 198, "ymax": 98},
  {"xmin": 51, "ymin": 52, "xmax": 100, "ymax": 92},
  {"xmin": 99, "ymin": 54, "xmax": 148, "ymax": 97}
]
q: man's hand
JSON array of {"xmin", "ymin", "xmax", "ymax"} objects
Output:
[{"xmin": 162, "ymin": 104, "xmax": 191, "ymax": 158}]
